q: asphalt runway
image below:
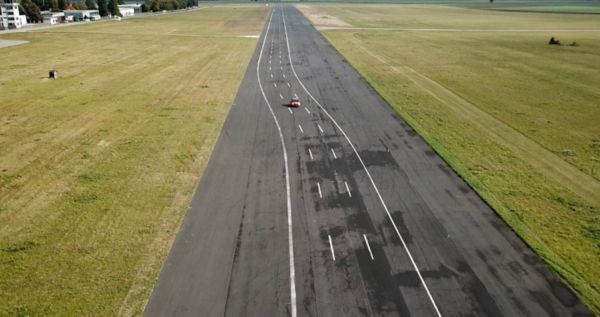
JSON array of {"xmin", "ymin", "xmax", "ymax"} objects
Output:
[{"xmin": 144, "ymin": 5, "xmax": 592, "ymax": 316}]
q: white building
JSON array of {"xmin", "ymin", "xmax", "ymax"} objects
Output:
[
  {"xmin": 118, "ymin": 7, "xmax": 134, "ymax": 17},
  {"xmin": 118, "ymin": 4, "xmax": 141, "ymax": 14},
  {"xmin": 1, "ymin": 0, "xmax": 23, "ymax": 30},
  {"xmin": 42, "ymin": 11, "xmax": 65, "ymax": 25},
  {"xmin": 64, "ymin": 10, "xmax": 100, "ymax": 22}
]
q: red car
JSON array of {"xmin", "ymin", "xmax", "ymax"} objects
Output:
[{"xmin": 289, "ymin": 97, "xmax": 302, "ymax": 107}]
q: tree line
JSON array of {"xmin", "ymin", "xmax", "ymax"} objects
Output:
[{"xmin": 18, "ymin": 0, "xmax": 199, "ymax": 23}]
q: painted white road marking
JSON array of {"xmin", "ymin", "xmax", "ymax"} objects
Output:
[
  {"xmin": 258, "ymin": 9, "xmax": 297, "ymax": 317},
  {"xmin": 298, "ymin": 125, "xmax": 303, "ymax": 133},
  {"xmin": 305, "ymin": 107, "xmax": 310, "ymax": 114},
  {"xmin": 344, "ymin": 181, "xmax": 351, "ymax": 197},
  {"xmin": 317, "ymin": 124, "xmax": 324, "ymax": 134},
  {"xmin": 280, "ymin": 93, "xmax": 284, "ymax": 99},
  {"xmin": 317, "ymin": 182, "xmax": 322, "ymax": 199},
  {"xmin": 287, "ymin": 82, "xmax": 291, "ymax": 88},
  {"xmin": 331, "ymin": 148, "xmax": 337, "ymax": 159},
  {"xmin": 308, "ymin": 148, "xmax": 313, "ymax": 160},
  {"xmin": 274, "ymin": 83, "xmax": 277, "ymax": 87},
  {"xmin": 271, "ymin": 73, "xmax": 273, "ymax": 78},
  {"xmin": 288, "ymin": 108, "xmax": 293, "ymax": 114},
  {"xmin": 283, "ymin": 73, "xmax": 286, "ymax": 78},
  {"xmin": 282, "ymin": 9, "xmax": 439, "ymax": 317},
  {"xmin": 363, "ymin": 234, "xmax": 374, "ymax": 260},
  {"xmin": 328, "ymin": 235, "xmax": 336, "ymax": 261}
]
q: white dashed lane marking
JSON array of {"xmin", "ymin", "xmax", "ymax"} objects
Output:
[
  {"xmin": 328, "ymin": 235, "xmax": 336, "ymax": 261},
  {"xmin": 363, "ymin": 234, "xmax": 374, "ymax": 260},
  {"xmin": 317, "ymin": 182, "xmax": 322, "ymax": 199},
  {"xmin": 344, "ymin": 181, "xmax": 351, "ymax": 197}
]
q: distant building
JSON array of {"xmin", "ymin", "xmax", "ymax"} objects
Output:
[
  {"xmin": 0, "ymin": 0, "xmax": 23, "ymax": 30},
  {"xmin": 119, "ymin": 3, "xmax": 142, "ymax": 14},
  {"xmin": 118, "ymin": 7, "xmax": 134, "ymax": 17},
  {"xmin": 64, "ymin": 10, "xmax": 101, "ymax": 22},
  {"xmin": 42, "ymin": 11, "xmax": 65, "ymax": 25}
]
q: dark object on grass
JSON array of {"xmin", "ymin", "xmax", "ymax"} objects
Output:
[
  {"xmin": 548, "ymin": 37, "xmax": 561, "ymax": 45},
  {"xmin": 569, "ymin": 42, "xmax": 579, "ymax": 47},
  {"xmin": 49, "ymin": 70, "xmax": 58, "ymax": 79}
]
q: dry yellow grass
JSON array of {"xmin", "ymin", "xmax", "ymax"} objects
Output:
[{"xmin": 0, "ymin": 5, "xmax": 267, "ymax": 316}]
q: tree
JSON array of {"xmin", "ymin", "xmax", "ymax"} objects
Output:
[
  {"xmin": 108, "ymin": 0, "xmax": 121, "ymax": 16},
  {"xmin": 97, "ymin": 0, "xmax": 108, "ymax": 16},
  {"xmin": 57, "ymin": 0, "xmax": 67, "ymax": 10},
  {"xmin": 149, "ymin": 0, "xmax": 158, "ymax": 12},
  {"xmin": 49, "ymin": 0, "xmax": 59, "ymax": 11},
  {"xmin": 74, "ymin": 0, "xmax": 87, "ymax": 9},
  {"xmin": 117, "ymin": 0, "xmax": 124, "ymax": 4},
  {"xmin": 85, "ymin": 0, "xmax": 97, "ymax": 9},
  {"xmin": 20, "ymin": 0, "xmax": 43, "ymax": 23}
]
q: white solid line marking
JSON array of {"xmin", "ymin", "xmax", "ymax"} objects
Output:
[
  {"xmin": 363, "ymin": 234, "xmax": 374, "ymax": 260},
  {"xmin": 274, "ymin": 82, "xmax": 277, "ymax": 87},
  {"xmin": 282, "ymin": 9, "xmax": 437, "ymax": 317},
  {"xmin": 328, "ymin": 235, "xmax": 336, "ymax": 261},
  {"xmin": 308, "ymin": 148, "xmax": 313, "ymax": 160},
  {"xmin": 258, "ymin": 9, "xmax": 297, "ymax": 317},
  {"xmin": 344, "ymin": 181, "xmax": 351, "ymax": 197},
  {"xmin": 280, "ymin": 93, "xmax": 284, "ymax": 99},
  {"xmin": 331, "ymin": 148, "xmax": 337, "ymax": 159},
  {"xmin": 317, "ymin": 124, "xmax": 324, "ymax": 134},
  {"xmin": 298, "ymin": 125, "xmax": 303, "ymax": 133},
  {"xmin": 317, "ymin": 182, "xmax": 322, "ymax": 198},
  {"xmin": 288, "ymin": 108, "xmax": 293, "ymax": 114},
  {"xmin": 305, "ymin": 107, "xmax": 310, "ymax": 114},
  {"xmin": 287, "ymin": 82, "xmax": 291, "ymax": 88}
]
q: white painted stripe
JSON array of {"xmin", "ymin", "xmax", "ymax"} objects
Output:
[
  {"xmin": 288, "ymin": 108, "xmax": 293, "ymax": 114},
  {"xmin": 283, "ymin": 73, "xmax": 286, "ymax": 78},
  {"xmin": 308, "ymin": 148, "xmax": 313, "ymax": 160},
  {"xmin": 280, "ymin": 93, "xmax": 284, "ymax": 99},
  {"xmin": 363, "ymin": 234, "xmax": 374, "ymax": 260},
  {"xmin": 317, "ymin": 182, "xmax": 322, "ymax": 199},
  {"xmin": 305, "ymin": 107, "xmax": 310, "ymax": 114},
  {"xmin": 317, "ymin": 124, "xmax": 324, "ymax": 134},
  {"xmin": 298, "ymin": 125, "xmax": 303, "ymax": 133},
  {"xmin": 344, "ymin": 181, "xmax": 351, "ymax": 197},
  {"xmin": 258, "ymin": 9, "xmax": 297, "ymax": 317},
  {"xmin": 271, "ymin": 73, "xmax": 273, "ymax": 78},
  {"xmin": 282, "ymin": 9, "xmax": 439, "ymax": 317},
  {"xmin": 274, "ymin": 82, "xmax": 277, "ymax": 87},
  {"xmin": 287, "ymin": 82, "xmax": 291, "ymax": 88},
  {"xmin": 328, "ymin": 235, "xmax": 336, "ymax": 261},
  {"xmin": 331, "ymin": 148, "xmax": 337, "ymax": 159}
]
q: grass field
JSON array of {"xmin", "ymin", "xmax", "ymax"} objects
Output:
[
  {"xmin": 491, "ymin": 5, "xmax": 600, "ymax": 14},
  {"xmin": 0, "ymin": 5, "xmax": 267, "ymax": 316},
  {"xmin": 298, "ymin": 3, "xmax": 600, "ymax": 314}
]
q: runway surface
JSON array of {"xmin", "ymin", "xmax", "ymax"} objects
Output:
[{"xmin": 144, "ymin": 5, "xmax": 592, "ymax": 316}]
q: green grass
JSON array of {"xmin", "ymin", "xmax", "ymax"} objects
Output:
[
  {"xmin": 0, "ymin": 5, "xmax": 267, "ymax": 316},
  {"xmin": 298, "ymin": 3, "xmax": 600, "ymax": 314},
  {"xmin": 491, "ymin": 5, "xmax": 600, "ymax": 14}
]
